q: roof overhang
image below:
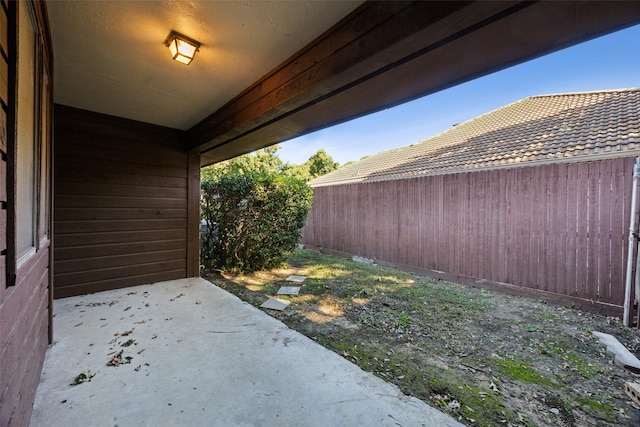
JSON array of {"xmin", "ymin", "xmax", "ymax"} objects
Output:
[{"xmin": 47, "ymin": 1, "xmax": 640, "ymax": 167}]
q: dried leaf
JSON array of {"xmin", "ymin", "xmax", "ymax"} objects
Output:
[{"xmin": 107, "ymin": 350, "xmax": 132, "ymax": 366}]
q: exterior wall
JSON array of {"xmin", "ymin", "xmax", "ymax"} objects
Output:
[
  {"xmin": 1, "ymin": 1, "xmax": 53, "ymax": 426},
  {"xmin": 0, "ymin": 249, "xmax": 50, "ymax": 427},
  {"xmin": 54, "ymin": 105, "xmax": 200, "ymax": 298},
  {"xmin": 303, "ymin": 157, "xmax": 636, "ymax": 315}
]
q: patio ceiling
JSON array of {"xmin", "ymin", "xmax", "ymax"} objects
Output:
[
  {"xmin": 47, "ymin": 1, "xmax": 640, "ymax": 167},
  {"xmin": 47, "ymin": 0, "xmax": 363, "ymax": 131}
]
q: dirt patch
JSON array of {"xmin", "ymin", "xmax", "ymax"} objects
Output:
[{"xmin": 204, "ymin": 250, "xmax": 640, "ymax": 427}]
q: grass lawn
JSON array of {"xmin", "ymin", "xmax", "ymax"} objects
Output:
[{"xmin": 204, "ymin": 249, "xmax": 640, "ymax": 427}]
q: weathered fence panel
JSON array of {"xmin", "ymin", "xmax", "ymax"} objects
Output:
[{"xmin": 303, "ymin": 156, "xmax": 636, "ymax": 309}]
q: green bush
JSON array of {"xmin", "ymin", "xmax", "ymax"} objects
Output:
[{"xmin": 201, "ymin": 172, "xmax": 313, "ymax": 272}]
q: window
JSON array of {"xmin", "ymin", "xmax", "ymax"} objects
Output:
[
  {"xmin": 15, "ymin": 0, "xmax": 37, "ymax": 265},
  {"xmin": 6, "ymin": 0, "xmax": 50, "ymax": 285}
]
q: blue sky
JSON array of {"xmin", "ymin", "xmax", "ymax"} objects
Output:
[{"xmin": 278, "ymin": 23, "xmax": 640, "ymax": 165}]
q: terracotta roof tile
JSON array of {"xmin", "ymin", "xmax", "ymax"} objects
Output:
[{"xmin": 310, "ymin": 88, "xmax": 640, "ymax": 187}]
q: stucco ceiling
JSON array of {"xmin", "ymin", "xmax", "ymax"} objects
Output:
[{"xmin": 47, "ymin": 1, "xmax": 363, "ymax": 130}]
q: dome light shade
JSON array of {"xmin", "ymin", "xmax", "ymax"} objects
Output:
[{"xmin": 165, "ymin": 30, "xmax": 200, "ymax": 65}]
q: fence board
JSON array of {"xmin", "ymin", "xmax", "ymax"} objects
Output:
[
  {"xmin": 478, "ymin": 171, "xmax": 486, "ymax": 278},
  {"xmin": 303, "ymin": 157, "xmax": 637, "ymax": 308},
  {"xmin": 496, "ymin": 169, "xmax": 505, "ymax": 282},
  {"xmin": 599, "ymin": 159, "xmax": 613, "ymax": 301},
  {"xmin": 530, "ymin": 165, "xmax": 542, "ymax": 290},
  {"xmin": 610, "ymin": 159, "xmax": 629, "ymax": 304},
  {"xmin": 433, "ymin": 175, "xmax": 442, "ymax": 269},
  {"xmin": 586, "ymin": 162, "xmax": 600, "ymax": 300},
  {"xmin": 565, "ymin": 163, "xmax": 578, "ymax": 297},
  {"xmin": 575, "ymin": 163, "xmax": 590, "ymax": 298},
  {"xmin": 556, "ymin": 164, "xmax": 565, "ymax": 293},
  {"xmin": 522, "ymin": 166, "xmax": 534, "ymax": 289},
  {"xmin": 398, "ymin": 179, "xmax": 408, "ymax": 264},
  {"xmin": 466, "ymin": 173, "xmax": 473, "ymax": 277},
  {"xmin": 505, "ymin": 168, "xmax": 516, "ymax": 285},
  {"xmin": 496, "ymin": 169, "xmax": 507, "ymax": 283},
  {"xmin": 456, "ymin": 173, "xmax": 464, "ymax": 273},
  {"xmin": 626, "ymin": 157, "xmax": 635, "ymax": 306},
  {"xmin": 543, "ymin": 164, "xmax": 563, "ymax": 292},
  {"xmin": 430, "ymin": 176, "xmax": 439, "ymax": 269}
]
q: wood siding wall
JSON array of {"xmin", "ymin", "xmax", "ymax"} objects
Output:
[
  {"xmin": 1, "ymin": 1, "xmax": 52, "ymax": 426},
  {"xmin": 54, "ymin": 105, "xmax": 199, "ymax": 298},
  {"xmin": 0, "ymin": 249, "xmax": 50, "ymax": 427},
  {"xmin": 303, "ymin": 157, "xmax": 635, "ymax": 313}
]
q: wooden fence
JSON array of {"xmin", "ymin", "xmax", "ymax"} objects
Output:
[{"xmin": 303, "ymin": 156, "xmax": 637, "ymax": 313}]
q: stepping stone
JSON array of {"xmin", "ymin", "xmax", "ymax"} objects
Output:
[
  {"xmin": 592, "ymin": 331, "xmax": 640, "ymax": 373},
  {"xmin": 277, "ymin": 286, "xmax": 300, "ymax": 296},
  {"xmin": 286, "ymin": 275, "xmax": 306, "ymax": 283},
  {"xmin": 352, "ymin": 256, "xmax": 374, "ymax": 265},
  {"xmin": 260, "ymin": 298, "xmax": 291, "ymax": 311}
]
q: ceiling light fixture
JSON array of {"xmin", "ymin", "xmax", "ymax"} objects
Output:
[{"xmin": 165, "ymin": 30, "xmax": 201, "ymax": 65}]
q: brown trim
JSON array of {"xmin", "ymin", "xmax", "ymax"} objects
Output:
[
  {"xmin": 190, "ymin": 1, "xmax": 640, "ymax": 166},
  {"xmin": 186, "ymin": 152, "xmax": 200, "ymax": 277},
  {"xmin": 0, "ymin": 107, "xmax": 6, "ymax": 152},
  {"xmin": 5, "ymin": 0, "xmax": 16, "ymax": 286},
  {"xmin": 47, "ymin": 68, "xmax": 53, "ymax": 344},
  {"xmin": 187, "ymin": 1, "xmax": 474, "ymax": 154},
  {"xmin": 32, "ymin": 1, "xmax": 53, "ymax": 70},
  {"xmin": 304, "ymin": 244, "xmax": 623, "ymax": 318}
]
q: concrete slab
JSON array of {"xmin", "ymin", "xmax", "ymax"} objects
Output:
[
  {"xmin": 30, "ymin": 278, "xmax": 462, "ymax": 427},
  {"xmin": 260, "ymin": 297, "xmax": 291, "ymax": 311},
  {"xmin": 285, "ymin": 275, "xmax": 306, "ymax": 283},
  {"xmin": 277, "ymin": 286, "xmax": 300, "ymax": 296}
]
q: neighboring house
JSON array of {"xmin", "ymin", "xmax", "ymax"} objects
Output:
[
  {"xmin": 304, "ymin": 89, "xmax": 640, "ymax": 319},
  {"xmin": 2, "ymin": 1, "xmax": 640, "ymax": 425}
]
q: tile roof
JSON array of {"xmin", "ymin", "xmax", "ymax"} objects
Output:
[{"xmin": 310, "ymin": 88, "xmax": 640, "ymax": 187}]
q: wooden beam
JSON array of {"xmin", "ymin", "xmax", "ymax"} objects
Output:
[
  {"xmin": 186, "ymin": 152, "xmax": 200, "ymax": 277},
  {"xmin": 190, "ymin": 0, "xmax": 640, "ymax": 166},
  {"xmin": 188, "ymin": 1, "xmax": 474, "ymax": 152}
]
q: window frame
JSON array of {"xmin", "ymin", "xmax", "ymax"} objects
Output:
[{"xmin": 6, "ymin": 0, "xmax": 52, "ymax": 286}]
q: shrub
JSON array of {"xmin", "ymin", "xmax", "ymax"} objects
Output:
[{"xmin": 201, "ymin": 172, "xmax": 313, "ymax": 272}]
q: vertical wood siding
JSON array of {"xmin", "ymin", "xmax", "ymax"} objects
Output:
[
  {"xmin": 303, "ymin": 157, "xmax": 635, "ymax": 310},
  {"xmin": 53, "ymin": 105, "xmax": 194, "ymax": 298}
]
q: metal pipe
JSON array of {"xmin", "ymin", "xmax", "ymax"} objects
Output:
[{"xmin": 623, "ymin": 157, "xmax": 640, "ymax": 326}]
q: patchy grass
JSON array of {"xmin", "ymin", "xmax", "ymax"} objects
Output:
[
  {"xmin": 493, "ymin": 357, "xmax": 559, "ymax": 388},
  {"xmin": 205, "ymin": 249, "xmax": 640, "ymax": 427}
]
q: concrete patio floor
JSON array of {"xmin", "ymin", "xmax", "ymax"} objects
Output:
[{"xmin": 31, "ymin": 278, "xmax": 462, "ymax": 427}]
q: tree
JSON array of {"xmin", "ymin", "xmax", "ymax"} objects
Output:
[
  {"xmin": 202, "ymin": 146, "xmax": 340, "ymax": 183},
  {"xmin": 307, "ymin": 149, "xmax": 339, "ymax": 178},
  {"xmin": 282, "ymin": 161, "xmax": 311, "ymax": 181},
  {"xmin": 201, "ymin": 145, "xmax": 285, "ymax": 182}
]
